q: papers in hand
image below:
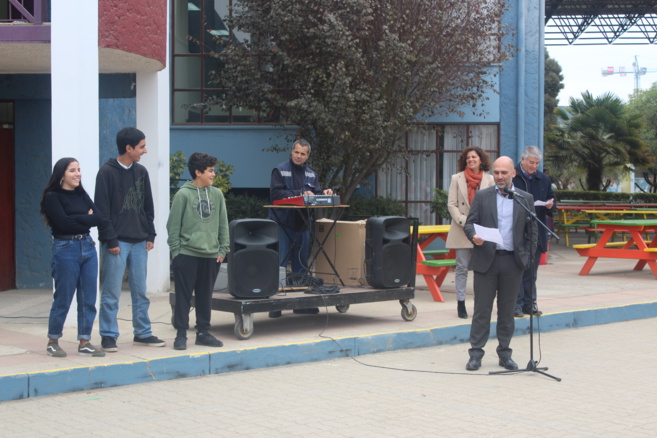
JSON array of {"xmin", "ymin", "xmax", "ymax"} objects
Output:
[
  {"xmin": 473, "ymin": 224, "xmax": 504, "ymax": 246},
  {"xmin": 534, "ymin": 198, "xmax": 554, "ymax": 207}
]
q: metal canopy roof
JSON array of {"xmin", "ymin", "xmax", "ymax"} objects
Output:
[{"xmin": 545, "ymin": 0, "xmax": 657, "ymax": 45}]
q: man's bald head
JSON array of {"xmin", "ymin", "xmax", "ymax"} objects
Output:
[{"xmin": 493, "ymin": 156, "xmax": 516, "ymax": 193}]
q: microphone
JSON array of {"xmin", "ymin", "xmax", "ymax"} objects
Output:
[{"xmin": 505, "ymin": 186, "xmax": 524, "ymax": 199}]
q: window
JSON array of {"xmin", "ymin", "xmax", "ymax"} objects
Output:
[
  {"xmin": 172, "ymin": 0, "xmax": 269, "ymax": 124},
  {"xmin": 377, "ymin": 124, "xmax": 499, "ymax": 225}
]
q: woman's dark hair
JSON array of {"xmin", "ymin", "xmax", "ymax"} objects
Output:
[
  {"xmin": 40, "ymin": 157, "xmax": 87, "ymax": 223},
  {"xmin": 456, "ymin": 146, "xmax": 492, "ymax": 172}
]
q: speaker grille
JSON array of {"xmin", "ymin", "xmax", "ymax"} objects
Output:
[
  {"xmin": 380, "ymin": 242, "xmax": 413, "ymax": 286},
  {"xmin": 228, "ymin": 219, "xmax": 280, "ymax": 299},
  {"xmin": 365, "ymin": 216, "xmax": 413, "ymax": 289},
  {"xmin": 229, "ymin": 249, "xmax": 279, "ymax": 298}
]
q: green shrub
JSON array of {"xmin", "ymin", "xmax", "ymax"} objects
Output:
[
  {"xmin": 429, "ymin": 188, "xmax": 450, "ymax": 222},
  {"xmin": 554, "ymin": 190, "xmax": 657, "ymax": 204},
  {"xmin": 225, "ymin": 192, "xmax": 269, "ymax": 222},
  {"xmin": 213, "ymin": 161, "xmax": 234, "ymax": 194},
  {"xmin": 556, "ymin": 190, "xmax": 632, "ymax": 203},
  {"xmin": 630, "ymin": 192, "xmax": 657, "ymax": 204},
  {"xmin": 169, "ymin": 151, "xmax": 234, "ymax": 205},
  {"xmin": 169, "ymin": 151, "xmax": 187, "ymax": 203}
]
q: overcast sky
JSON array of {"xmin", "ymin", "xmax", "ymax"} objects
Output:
[{"xmin": 547, "ymin": 44, "xmax": 657, "ymax": 106}]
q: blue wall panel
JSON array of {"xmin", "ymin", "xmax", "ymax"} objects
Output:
[
  {"xmin": 170, "ymin": 126, "xmax": 295, "ymax": 188},
  {"xmin": 499, "ymin": 0, "xmax": 542, "ymax": 162},
  {"xmin": 0, "ymin": 74, "xmax": 51, "ymax": 99},
  {"xmin": 1, "ymin": 73, "xmax": 138, "ymax": 289},
  {"xmin": 99, "ymin": 97, "xmax": 136, "ymax": 166},
  {"xmin": 15, "ymin": 99, "xmax": 52, "ymax": 288},
  {"xmin": 99, "ymin": 74, "xmax": 137, "ymax": 166},
  {"xmin": 424, "ymin": 70, "xmax": 501, "ymax": 124}
]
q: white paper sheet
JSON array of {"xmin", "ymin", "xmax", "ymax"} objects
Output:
[
  {"xmin": 473, "ymin": 224, "xmax": 504, "ymax": 246},
  {"xmin": 534, "ymin": 198, "xmax": 554, "ymax": 207}
]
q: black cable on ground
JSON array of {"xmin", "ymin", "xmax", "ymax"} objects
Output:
[{"xmin": 313, "ymin": 294, "xmax": 494, "ymax": 377}]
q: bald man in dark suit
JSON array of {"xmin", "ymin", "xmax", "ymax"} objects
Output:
[{"xmin": 463, "ymin": 156, "xmax": 538, "ymax": 371}]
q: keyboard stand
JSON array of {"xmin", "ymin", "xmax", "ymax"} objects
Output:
[{"xmin": 265, "ymin": 204, "xmax": 349, "ymax": 286}]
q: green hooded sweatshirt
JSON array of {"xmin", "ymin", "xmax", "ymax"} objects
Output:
[{"xmin": 167, "ymin": 181, "xmax": 229, "ymax": 259}]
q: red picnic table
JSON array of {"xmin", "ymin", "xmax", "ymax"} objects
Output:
[{"xmin": 573, "ymin": 219, "xmax": 657, "ymax": 278}]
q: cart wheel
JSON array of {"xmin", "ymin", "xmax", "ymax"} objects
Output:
[
  {"xmin": 335, "ymin": 304, "xmax": 350, "ymax": 313},
  {"xmin": 234, "ymin": 313, "xmax": 254, "ymax": 340},
  {"xmin": 401, "ymin": 303, "xmax": 417, "ymax": 321}
]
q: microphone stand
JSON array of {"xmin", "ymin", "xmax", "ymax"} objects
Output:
[{"xmin": 489, "ymin": 190, "xmax": 561, "ymax": 382}]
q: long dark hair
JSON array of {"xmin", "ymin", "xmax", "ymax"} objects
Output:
[{"xmin": 40, "ymin": 157, "xmax": 88, "ymax": 223}]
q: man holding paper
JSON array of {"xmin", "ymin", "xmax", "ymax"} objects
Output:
[
  {"xmin": 463, "ymin": 156, "xmax": 538, "ymax": 371},
  {"xmin": 512, "ymin": 146, "xmax": 556, "ymax": 317}
]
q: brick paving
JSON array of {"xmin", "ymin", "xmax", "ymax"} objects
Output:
[
  {"xmin": 2, "ymin": 318, "xmax": 655, "ymax": 437},
  {"xmin": 0, "ymin": 230, "xmax": 656, "ymax": 415}
]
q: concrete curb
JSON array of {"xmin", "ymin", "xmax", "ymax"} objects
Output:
[{"xmin": 2, "ymin": 301, "xmax": 656, "ymax": 402}]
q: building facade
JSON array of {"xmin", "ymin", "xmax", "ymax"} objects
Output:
[
  {"xmin": 0, "ymin": 0, "xmax": 170, "ymax": 291},
  {"xmin": 0, "ymin": 0, "xmax": 543, "ymax": 290}
]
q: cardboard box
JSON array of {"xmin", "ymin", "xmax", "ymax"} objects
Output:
[{"xmin": 313, "ymin": 219, "xmax": 367, "ymax": 286}]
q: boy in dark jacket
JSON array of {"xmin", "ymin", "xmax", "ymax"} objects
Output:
[{"xmin": 95, "ymin": 127, "xmax": 165, "ymax": 352}]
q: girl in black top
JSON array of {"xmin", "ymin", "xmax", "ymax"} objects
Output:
[{"xmin": 40, "ymin": 157, "xmax": 108, "ymax": 358}]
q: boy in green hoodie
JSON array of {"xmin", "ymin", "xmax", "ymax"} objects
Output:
[{"xmin": 167, "ymin": 152, "xmax": 230, "ymax": 350}]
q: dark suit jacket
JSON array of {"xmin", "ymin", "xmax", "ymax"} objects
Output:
[
  {"xmin": 463, "ymin": 186, "xmax": 538, "ymax": 273},
  {"xmin": 513, "ymin": 165, "xmax": 556, "ymax": 253}
]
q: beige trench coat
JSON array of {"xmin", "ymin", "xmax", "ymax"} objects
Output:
[{"xmin": 445, "ymin": 171, "xmax": 495, "ymax": 249}]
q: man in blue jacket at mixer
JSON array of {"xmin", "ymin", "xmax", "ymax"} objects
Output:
[{"xmin": 268, "ymin": 139, "xmax": 333, "ymax": 317}]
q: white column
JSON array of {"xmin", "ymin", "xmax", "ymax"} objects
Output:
[
  {"xmin": 51, "ymin": 1, "xmax": 99, "ymax": 326},
  {"xmin": 136, "ymin": 2, "xmax": 171, "ymax": 294}
]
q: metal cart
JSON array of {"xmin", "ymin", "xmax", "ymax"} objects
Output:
[{"xmin": 169, "ymin": 286, "xmax": 416, "ymax": 340}]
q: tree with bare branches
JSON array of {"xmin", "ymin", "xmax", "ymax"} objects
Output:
[{"xmin": 210, "ymin": 0, "xmax": 513, "ymax": 201}]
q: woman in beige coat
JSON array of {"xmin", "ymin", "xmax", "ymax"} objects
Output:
[{"xmin": 445, "ymin": 147, "xmax": 494, "ymax": 318}]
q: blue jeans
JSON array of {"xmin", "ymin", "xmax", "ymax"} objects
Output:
[
  {"xmin": 47, "ymin": 236, "xmax": 99, "ymax": 341},
  {"xmin": 99, "ymin": 240, "xmax": 152, "ymax": 339},
  {"xmin": 278, "ymin": 225, "xmax": 310, "ymax": 274}
]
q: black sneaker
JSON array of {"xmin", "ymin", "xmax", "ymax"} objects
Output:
[
  {"xmin": 523, "ymin": 306, "xmax": 543, "ymax": 316},
  {"xmin": 101, "ymin": 336, "xmax": 118, "ymax": 352},
  {"xmin": 78, "ymin": 343, "xmax": 106, "ymax": 357},
  {"xmin": 514, "ymin": 308, "xmax": 525, "ymax": 318},
  {"xmin": 173, "ymin": 335, "xmax": 187, "ymax": 351},
  {"xmin": 195, "ymin": 332, "xmax": 223, "ymax": 348},
  {"xmin": 46, "ymin": 342, "xmax": 67, "ymax": 358},
  {"xmin": 133, "ymin": 335, "xmax": 166, "ymax": 347}
]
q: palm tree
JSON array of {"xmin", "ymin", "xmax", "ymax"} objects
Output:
[{"xmin": 549, "ymin": 91, "xmax": 649, "ymax": 191}]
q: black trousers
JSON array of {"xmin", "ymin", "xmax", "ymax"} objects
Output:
[
  {"xmin": 172, "ymin": 254, "xmax": 221, "ymax": 333},
  {"xmin": 516, "ymin": 246, "xmax": 542, "ymax": 310},
  {"xmin": 469, "ymin": 253, "xmax": 524, "ymax": 360}
]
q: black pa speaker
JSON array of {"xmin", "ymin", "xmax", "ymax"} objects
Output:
[
  {"xmin": 365, "ymin": 216, "xmax": 413, "ymax": 289},
  {"xmin": 228, "ymin": 219, "xmax": 279, "ymax": 299}
]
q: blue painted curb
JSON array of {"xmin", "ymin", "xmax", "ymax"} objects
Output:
[{"xmin": 1, "ymin": 302, "xmax": 655, "ymax": 402}]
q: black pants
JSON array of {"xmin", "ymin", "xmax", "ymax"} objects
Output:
[
  {"xmin": 516, "ymin": 246, "xmax": 542, "ymax": 310},
  {"xmin": 172, "ymin": 254, "xmax": 221, "ymax": 333},
  {"xmin": 469, "ymin": 253, "xmax": 524, "ymax": 360}
]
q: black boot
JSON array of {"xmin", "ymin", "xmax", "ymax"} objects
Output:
[{"xmin": 457, "ymin": 300, "xmax": 468, "ymax": 319}]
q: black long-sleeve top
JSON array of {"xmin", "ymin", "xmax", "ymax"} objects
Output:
[{"xmin": 42, "ymin": 188, "xmax": 110, "ymax": 237}]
